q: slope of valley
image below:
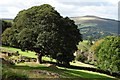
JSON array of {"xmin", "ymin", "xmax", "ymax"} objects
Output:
[{"xmin": 70, "ymin": 15, "xmax": 119, "ymax": 40}]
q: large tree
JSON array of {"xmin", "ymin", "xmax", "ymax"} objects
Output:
[
  {"xmin": 95, "ymin": 36, "xmax": 120, "ymax": 73},
  {"xmin": 2, "ymin": 4, "xmax": 82, "ymax": 65}
]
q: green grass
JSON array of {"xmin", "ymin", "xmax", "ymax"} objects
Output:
[
  {"xmin": 0, "ymin": 46, "xmax": 57, "ymax": 62},
  {"xmin": 0, "ymin": 46, "xmax": 37, "ymax": 58},
  {"xmin": 70, "ymin": 61, "xmax": 96, "ymax": 68},
  {"xmin": 10, "ymin": 62, "xmax": 116, "ymax": 79},
  {"xmin": 42, "ymin": 56, "xmax": 57, "ymax": 62},
  {"xmin": 1, "ymin": 46, "xmax": 118, "ymax": 79},
  {"xmin": 1, "ymin": 46, "xmax": 94, "ymax": 67}
]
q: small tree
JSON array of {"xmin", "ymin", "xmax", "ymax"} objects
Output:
[
  {"xmin": 2, "ymin": 28, "xmax": 18, "ymax": 46},
  {"xmin": 95, "ymin": 36, "xmax": 120, "ymax": 73},
  {"xmin": 1, "ymin": 20, "xmax": 12, "ymax": 33}
]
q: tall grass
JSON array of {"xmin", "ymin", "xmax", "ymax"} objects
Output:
[{"xmin": 2, "ymin": 65, "xmax": 28, "ymax": 80}]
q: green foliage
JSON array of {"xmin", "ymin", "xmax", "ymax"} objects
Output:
[
  {"xmin": 95, "ymin": 36, "xmax": 120, "ymax": 73},
  {"xmin": 2, "ymin": 4, "xmax": 82, "ymax": 65},
  {"xmin": 90, "ymin": 39, "xmax": 104, "ymax": 52},
  {"xmin": 0, "ymin": 20, "xmax": 12, "ymax": 33},
  {"xmin": 2, "ymin": 28, "xmax": 18, "ymax": 46},
  {"xmin": 17, "ymin": 28, "xmax": 37, "ymax": 50},
  {"xmin": 2, "ymin": 28, "xmax": 11, "ymax": 45},
  {"xmin": 77, "ymin": 40, "xmax": 90, "ymax": 52},
  {"xmin": 87, "ymin": 36, "xmax": 93, "ymax": 46},
  {"xmin": 75, "ymin": 53, "xmax": 87, "ymax": 62}
]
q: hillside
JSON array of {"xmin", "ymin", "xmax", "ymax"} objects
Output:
[{"xmin": 70, "ymin": 15, "xmax": 119, "ymax": 40}]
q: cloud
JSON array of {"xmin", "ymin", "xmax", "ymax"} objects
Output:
[
  {"xmin": 0, "ymin": 0, "xmax": 119, "ymax": 20},
  {"xmin": 105, "ymin": 0, "xmax": 119, "ymax": 4},
  {"xmin": 55, "ymin": 0, "xmax": 118, "ymax": 20}
]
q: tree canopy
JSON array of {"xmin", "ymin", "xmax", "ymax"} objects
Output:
[
  {"xmin": 95, "ymin": 36, "xmax": 120, "ymax": 73},
  {"xmin": 2, "ymin": 4, "xmax": 82, "ymax": 65}
]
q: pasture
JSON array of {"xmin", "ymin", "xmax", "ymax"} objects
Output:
[{"xmin": 0, "ymin": 46, "xmax": 118, "ymax": 79}]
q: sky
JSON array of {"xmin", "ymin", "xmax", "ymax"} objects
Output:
[{"xmin": 0, "ymin": 0, "xmax": 119, "ymax": 20}]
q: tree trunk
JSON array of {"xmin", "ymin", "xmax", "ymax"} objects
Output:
[{"xmin": 37, "ymin": 53, "xmax": 43, "ymax": 64}]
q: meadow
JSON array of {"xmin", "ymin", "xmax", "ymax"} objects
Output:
[{"xmin": 0, "ymin": 46, "xmax": 118, "ymax": 79}]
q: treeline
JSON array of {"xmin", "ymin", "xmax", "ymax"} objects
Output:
[{"xmin": 75, "ymin": 36, "xmax": 120, "ymax": 76}]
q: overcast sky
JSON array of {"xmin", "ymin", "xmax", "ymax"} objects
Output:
[{"xmin": 0, "ymin": 0, "xmax": 119, "ymax": 20}]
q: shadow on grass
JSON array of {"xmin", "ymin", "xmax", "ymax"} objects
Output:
[
  {"xmin": 42, "ymin": 61, "xmax": 120, "ymax": 79},
  {"xmin": 60, "ymin": 68, "xmax": 116, "ymax": 80},
  {"xmin": 10, "ymin": 65, "xmax": 117, "ymax": 80}
]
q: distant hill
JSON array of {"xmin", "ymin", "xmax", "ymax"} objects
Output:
[
  {"xmin": 70, "ymin": 15, "xmax": 119, "ymax": 40},
  {"xmin": 2, "ymin": 18, "xmax": 13, "ymax": 20}
]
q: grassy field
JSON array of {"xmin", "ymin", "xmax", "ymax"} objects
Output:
[
  {"xmin": 1, "ymin": 46, "xmax": 37, "ymax": 58},
  {"xmin": 7, "ymin": 62, "xmax": 116, "ymax": 79},
  {"xmin": 0, "ymin": 46, "xmax": 118, "ymax": 79},
  {"xmin": 0, "ymin": 46, "xmax": 95, "ymax": 67}
]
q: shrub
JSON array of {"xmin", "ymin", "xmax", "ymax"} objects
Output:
[
  {"xmin": 75, "ymin": 53, "xmax": 87, "ymax": 62},
  {"xmin": 95, "ymin": 36, "xmax": 120, "ymax": 73}
]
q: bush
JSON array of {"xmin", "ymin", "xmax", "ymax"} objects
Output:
[
  {"xmin": 75, "ymin": 54, "xmax": 87, "ymax": 62},
  {"xmin": 95, "ymin": 36, "xmax": 120, "ymax": 73}
]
